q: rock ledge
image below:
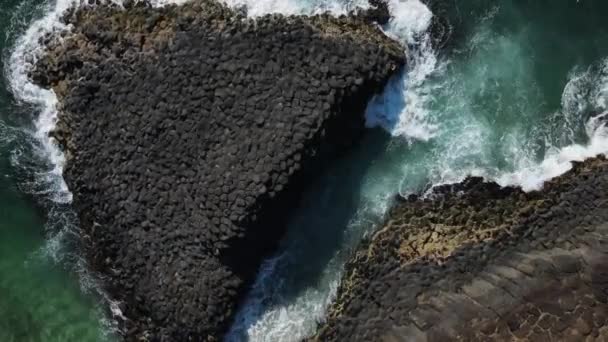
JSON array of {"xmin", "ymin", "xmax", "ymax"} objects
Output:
[{"xmin": 314, "ymin": 156, "xmax": 608, "ymax": 341}]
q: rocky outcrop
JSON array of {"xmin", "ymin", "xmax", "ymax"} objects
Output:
[
  {"xmin": 314, "ymin": 156, "xmax": 608, "ymax": 341},
  {"xmin": 32, "ymin": 0, "xmax": 405, "ymax": 340}
]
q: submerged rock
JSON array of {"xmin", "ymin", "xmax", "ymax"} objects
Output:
[
  {"xmin": 314, "ymin": 156, "xmax": 608, "ymax": 341},
  {"xmin": 32, "ymin": 0, "xmax": 404, "ymax": 340}
]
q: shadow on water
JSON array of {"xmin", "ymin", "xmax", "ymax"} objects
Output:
[
  {"xmin": 228, "ymin": 128, "xmax": 395, "ymax": 340},
  {"xmin": 274, "ymin": 129, "xmax": 390, "ymax": 297}
]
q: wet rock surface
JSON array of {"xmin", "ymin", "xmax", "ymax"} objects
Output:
[
  {"xmin": 32, "ymin": 0, "xmax": 404, "ymax": 340},
  {"xmin": 314, "ymin": 156, "xmax": 608, "ymax": 341}
]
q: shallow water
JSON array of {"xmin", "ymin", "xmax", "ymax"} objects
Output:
[
  {"xmin": 4, "ymin": 0, "xmax": 608, "ymax": 341},
  {"xmin": 0, "ymin": 0, "xmax": 110, "ymax": 340}
]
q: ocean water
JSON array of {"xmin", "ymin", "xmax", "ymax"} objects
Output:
[
  {"xmin": 0, "ymin": 0, "xmax": 112, "ymax": 341},
  {"xmin": 3, "ymin": 0, "xmax": 608, "ymax": 341}
]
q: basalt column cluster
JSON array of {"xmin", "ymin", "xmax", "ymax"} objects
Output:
[
  {"xmin": 314, "ymin": 156, "xmax": 608, "ymax": 341},
  {"xmin": 32, "ymin": 0, "xmax": 405, "ymax": 340}
]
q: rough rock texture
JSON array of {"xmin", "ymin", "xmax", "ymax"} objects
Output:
[
  {"xmin": 314, "ymin": 156, "xmax": 608, "ymax": 341},
  {"xmin": 32, "ymin": 1, "xmax": 405, "ymax": 340}
]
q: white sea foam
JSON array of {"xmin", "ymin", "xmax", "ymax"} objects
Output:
[
  {"xmin": 365, "ymin": 0, "xmax": 437, "ymax": 141},
  {"xmin": 501, "ymin": 137, "xmax": 607, "ymax": 190},
  {"xmin": 387, "ymin": 0, "xmax": 433, "ymax": 43},
  {"xmin": 222, "ymin": 0, "xmax": 306, "ymax": 16},
  {"xmin": 372, "ymin": 6, "xmax": 608, "ymax": 193},
  {"xmin": 221, "ymin": 0, "xmax": 368, "ymax": 16},
  {"xmin": 495, "ymin": 59, "xmax": 608, "ymax": 191},
  {"xmin": 6, "ymin": 0, "xmax": 77, "ymax": 204},
  {"xmin": 497, "ymin": 112, "xmax": 608, "ymax": 191},
  {"xmin": 226, "ymin": 252, "xmax": 341, "ymax": 342}
]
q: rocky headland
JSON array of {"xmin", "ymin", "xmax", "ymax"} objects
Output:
[
  {"xmin": 31, "ymin": 0, "xmax": 405, "ymax": 340},
  {"xmin": 314, "ymin": 156, "xmax": 608, "ymax": 341}
]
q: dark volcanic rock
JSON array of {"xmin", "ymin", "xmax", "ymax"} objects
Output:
[
  {"xmin": 313, "ymin": 156, "xmax": 608, "ymax": 341},
  {"xmin": 32, "ymin": 0, "xmax": 405, "ymax": 340},
  {"xmin": 354, "ymin": 0, "xmax": 391, "ymax": 26}
]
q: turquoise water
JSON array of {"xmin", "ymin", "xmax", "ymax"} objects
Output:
[
  {"xmin": 1, "ymin": 0, "xmax": 109, "ymax": 340},
  {"xmin": 4, "ymin": 0, "xmax": 608, "ymax": 341}
]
